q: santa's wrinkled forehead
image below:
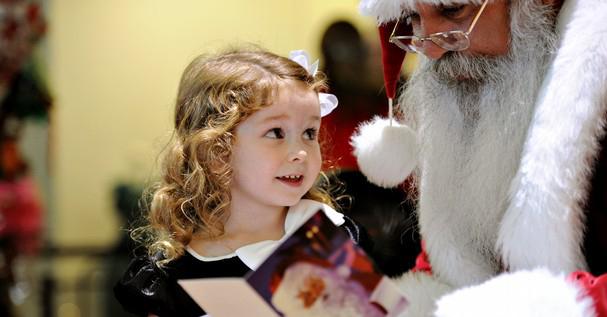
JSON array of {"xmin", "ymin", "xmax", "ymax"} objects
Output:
[{"xmin": 360, "ymin": 0, "xmax": 486, "ymax": 24}]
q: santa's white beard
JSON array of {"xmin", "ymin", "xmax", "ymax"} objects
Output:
[{"xmin": 401, "ymin": 1, "xmax": 558, "ymax": 287}]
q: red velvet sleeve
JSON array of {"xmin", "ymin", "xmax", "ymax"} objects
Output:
[
  {"xmin": 412, "ymin": 240, "xmax": 432, "ymax": 274},
  {"xmin": 568, "ymin": 271, "xmax": 607, "ymax": 317}
]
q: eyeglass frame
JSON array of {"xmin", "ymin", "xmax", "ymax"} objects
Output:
[{"xmin": 389, "ymin": 0, "xmax": 490, "ymax": 53}]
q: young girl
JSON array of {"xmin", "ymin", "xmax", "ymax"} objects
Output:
[{"xmin": 113, "ymin": 47, "xmax": 372, "ymax": 317}]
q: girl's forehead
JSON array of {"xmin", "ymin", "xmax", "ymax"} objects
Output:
[{"xmin": 246, "ymin": 85, "xmax": 320, "ymax": 123}]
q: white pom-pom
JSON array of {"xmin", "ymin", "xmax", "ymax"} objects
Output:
[{"xmin": 351, "ymin": 116, "xmax": 418, "ymax": 188}]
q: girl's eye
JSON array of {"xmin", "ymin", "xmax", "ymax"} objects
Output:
[
  {"xmin": 304, "ymin": 128, "xmax": 318, "ymax": 141},
  {"xmin": 265, "ymin": 128, "xmax": 284, "ymax": 139}
]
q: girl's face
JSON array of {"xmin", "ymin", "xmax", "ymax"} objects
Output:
[{"xmin": 230, "ymin": 80, "xmax": 322, "ymax": 210}]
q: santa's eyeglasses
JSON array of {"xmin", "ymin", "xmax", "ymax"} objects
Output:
[{"xmin": 389, "ymin": 0, "xmax": 489, "ymax": 54}]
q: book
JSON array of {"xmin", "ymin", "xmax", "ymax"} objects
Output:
[{"xmin": 179, "ymin": 209, "xmax": 409, "ymax": 317}]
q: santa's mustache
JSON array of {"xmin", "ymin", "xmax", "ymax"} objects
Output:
[{"xmin": 426, "ymin": 51, "xmax": 508, "ymax": 85}]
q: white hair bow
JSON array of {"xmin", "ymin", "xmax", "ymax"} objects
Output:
[{"xmin": 289, "ymin": 50, "xmax": 339, "ymax": 117}]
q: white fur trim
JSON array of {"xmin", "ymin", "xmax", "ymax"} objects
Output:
[
  {"xmin": 391, "ymin": 271, "xmax": 453, "ymax": 317},
  {"xmin": 359, "ymin": 0, "xmax": 484, "ymax": 24},
  {"xmin": 435, "ymin": 269, "xmax": 596, "ymax": 317},
  {"xmin": 351, "ymin": 116, "xmax": 418, "ymax": 188},
  {"xmin": 498, "ymin": 0, "xmax": 607, "ymax": 273}
]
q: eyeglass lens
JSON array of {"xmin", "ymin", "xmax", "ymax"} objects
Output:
[
  {"xmin": 429, "ymin": 32, "xmax": 470, "ymax": 51},
  {"xmin": 390, "ymin": 0, "xmax": 488, "ymax": 53},
  {"xmin": 393, "ymin": 31, "xmax": 470, "ymax": 53}
]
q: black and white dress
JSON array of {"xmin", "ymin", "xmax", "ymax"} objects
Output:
[{"xmin": 113, "ymin": 199, "xmax": 372, "ymax": 316}]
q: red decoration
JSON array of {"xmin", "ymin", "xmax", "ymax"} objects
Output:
[{"xmin": 0, "ymin": 1, "xmax": 46, "ymax": 83}]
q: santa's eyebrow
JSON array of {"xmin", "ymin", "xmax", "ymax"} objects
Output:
[
  {"xmin": 438, "ymin": 2, "xmax": 466, "ymax": 9},
  {"xmin": 399, "ymin": 3, "xmax": 470, "ymax": 18}
]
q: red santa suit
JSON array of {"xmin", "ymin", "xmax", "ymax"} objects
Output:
[{"xmin": 353, "ymin": 0, "xmax": 607, "ymax": 316}]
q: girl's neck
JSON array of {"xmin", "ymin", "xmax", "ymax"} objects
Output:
[{"xmin": 189, "ymin": 201, "xmax": 289, "ymax": 257}]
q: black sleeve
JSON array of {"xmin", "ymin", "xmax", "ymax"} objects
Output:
[
  {"xmin": 113, "ymin": 252, "xmax": 204, "ymax": 317},
  {"xmin": 341, "ymin": 215, "xmax": 376, "ymax": 259}
]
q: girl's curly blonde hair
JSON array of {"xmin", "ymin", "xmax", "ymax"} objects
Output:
[{"xmin": 134, "ymin": 47, "xmax": 335, "ymax": 265}]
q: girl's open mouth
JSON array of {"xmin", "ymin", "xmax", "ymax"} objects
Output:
[{"xmin": 276, "ymin": 175, "xmax": 304, "ymax": 186}]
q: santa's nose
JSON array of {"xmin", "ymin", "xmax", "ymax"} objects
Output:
[{"xmin": 421, "ymin": 41, "xmax": 449, "ymax": 60}]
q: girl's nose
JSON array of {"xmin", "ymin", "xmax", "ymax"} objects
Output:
[{"xmin": 289, "ymin": 149, "xmax": 307, "ymax": 163}]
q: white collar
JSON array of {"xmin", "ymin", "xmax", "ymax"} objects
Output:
[{"xmin": 186, "ymin": 199, "xmax": 344, "ymax": 270}]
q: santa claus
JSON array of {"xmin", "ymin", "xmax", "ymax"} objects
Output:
[{"xmin": 351, "ymin": 0, "xmax": 607, "ymax": 316}]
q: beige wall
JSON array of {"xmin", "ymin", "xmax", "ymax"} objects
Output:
[{"xmin": 47, "ymin": 0, "xmax": 378, "ymax": 247}]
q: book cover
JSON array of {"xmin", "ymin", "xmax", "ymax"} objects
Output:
[{"xmin": 179, "ymin": 210, "xmax": 408, "ymax": 317}]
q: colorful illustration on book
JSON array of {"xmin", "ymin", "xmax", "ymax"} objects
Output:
[{"xmin": 246, "ymin": 211, "xmax": 408, "ymax": 317}]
